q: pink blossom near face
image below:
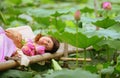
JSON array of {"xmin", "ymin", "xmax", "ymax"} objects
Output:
[
  {"xmin": 36, "ymin": 46, "xmax": 45, "ymax": 55},
  {"xmin": 74, "ymin": 10, "xmax": 80, "ymax": 21},
  {"xmin": 22, "ymin": 46, "xmax": 35, "ymax": 56},
  {"xmin": 102, "ymin": 2, "xmax": 112, "ymax": 10},
  {"xmin": 26, "ymin": 42, "xmax": 35, "ymax": 50}
]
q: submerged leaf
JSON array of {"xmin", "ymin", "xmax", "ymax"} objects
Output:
[{"xmin": 101, "ymin": 66, "xmax": 114, "ymax": 74}]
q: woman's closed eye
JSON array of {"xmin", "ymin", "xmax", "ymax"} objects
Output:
[
  {"xmin": 45, "ymin": 40, "xmax": 52, "ymax": 49},
  {"xmin": 47, "ymin": 40, "xmax": 51, "ymax": 43},
  {"xmin": 46, "ymin": 42, "xmax": 50, "ymax": 48}
]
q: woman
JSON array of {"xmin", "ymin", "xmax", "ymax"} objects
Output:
[{"xmin": 0, "ymin": 27, "xmax": 60, "ymax": 62}]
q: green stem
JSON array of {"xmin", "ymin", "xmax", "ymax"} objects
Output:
[
  {"xmin": 55, "ymin": 17, "xmax": 58, "ymax": 27},
  {"xmin": 94, "ymin": 0, "xmax": 100, "ymax": 30},
  {"xmin": 76, "ymin": 20, "xmax": 79, "ymax": 67},
  {"xmin": 99, "ymin": 71, "xmax": 101, "ymax": 78},
  {"xmin": 106, "ymin": 10, "xmax": 109, "ymax": 17},
  {"xmin": 107, "ymin": 48, "xmax": 110, "ymax": 62},
  {"xmin": 0, "ymin": 10, "xmax": 7, "ymax": 24},
  {"xmin": 105, "ymin": 74, "xmax": 110, "ymax": 78},
  {"xmin": 83, "ymin": 48, "xmax": 87, "ymax": 69}
]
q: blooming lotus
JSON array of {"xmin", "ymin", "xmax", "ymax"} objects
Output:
[
  {"xmin": 26, "ymin": 42, "xmax": 35, "ymax": 50},
  {"xmin": 102, "ymin": 2, "xmax": 112, "ymax": 10},
  {"xmin": 22, "ymin": 41, "xmax": 45, "ymax": 56},
  {"xmin": 22, "ymin": 46, "xmax": 35, "ymax": 56}
]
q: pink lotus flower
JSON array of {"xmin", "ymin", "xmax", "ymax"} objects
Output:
[
  {"xmin": 26, "ymin": 42, "xmax": 35, "ymax": 50},
  {"xmin": 36, "ymin": 46, "xmax": 45, "ymax": 55},
  {"xmin": 22, "ymin": 41, "xmax": 45, "ymax": 56},
  {"xmin": 74, "ymin": 10, "xmax": 81, "ymax": 21},
  {"xmin": 102, "ymin": 2, "xmax": 112, "ymax": 10},
  {"xmin": 22, "ymin": 46, "xmax": 35, "ymax": 56}
]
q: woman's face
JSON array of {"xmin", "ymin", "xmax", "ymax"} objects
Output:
[{"xmin": 37, "ymin": 36, "xmax": 53, "ymax": 51}]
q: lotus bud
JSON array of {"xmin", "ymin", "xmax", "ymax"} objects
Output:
[
  {"xmin": 74, "ymin": 10, "xmax": 81, "ymax": 21},
  {"xmin": 102, "ymin": 2, "xmax": 112, "ymax": 10}
]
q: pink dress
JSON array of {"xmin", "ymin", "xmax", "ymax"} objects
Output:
[{"xmin": 0, "ymin": 27, "xmax": 16, "ymax": 62}]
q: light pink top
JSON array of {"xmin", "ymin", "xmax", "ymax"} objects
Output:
[{"xmin": 0, "ymin": 27, "xmax": 16, "ymax": 62}]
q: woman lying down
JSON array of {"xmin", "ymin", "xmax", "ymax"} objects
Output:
[{"xmin": 0, "ymin": 27, "xmax": 60, "ymax": 66}]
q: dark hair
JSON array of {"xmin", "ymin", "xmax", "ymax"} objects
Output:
[
  {"xmin": 34, "ymin": 34, "xmax": 60, "ymax": 53},
  {"xmin": 45, "ymin": 36, "xmax": 60, "ymax": 53}
]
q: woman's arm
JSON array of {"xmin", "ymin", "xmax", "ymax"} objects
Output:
[{"xmin": 5, "ymin": 29, "xmax": 23, "ymax": 48}]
